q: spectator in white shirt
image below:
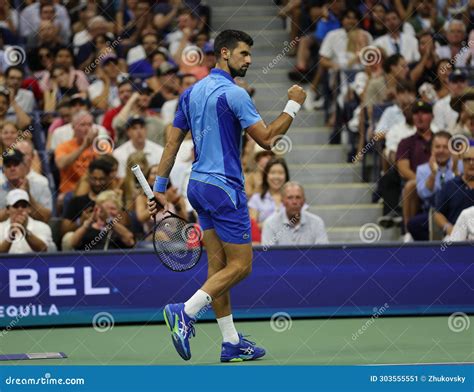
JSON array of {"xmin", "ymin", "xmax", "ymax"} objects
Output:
[
  {"xmin": 113, "ymin": 115, "xmax": 164, "ymax": 179},
  {"xmin": 374, "ymin": 9, "xmax": 420, "ymax": 63},
  {"xmin": 374, "ymin": 79, "xmax": 416, "ymax": 138},
  {"xmin": 262, "ymin": 182, "xmax": 328, "ymax": 246},
  {"xmin": 126, "ymin": 32, "xmax": 160, "ymax": 66},
  {"xmin": 0, "ymin": 149, "xmax": 52, "ymax": 223},
  {"xmin": 306, "ymin": 8, "xmax": 372, "ymax": 110},
  {"xmin": 165, "ymin": 8, "xmax": 199, "ymax": 57},
  {"xmin": 88, "ymin": 55, "xmax": 122, "ymax": 110},
  {"xmin": 20, "ymin": 0, "xmax": 70, "ymax": 42},
  {"xmin": 450, "ymin": 206, "xmax": 474, "ymax": 241},
  {"xmin": 432, "ymin": 69, "xmax": 468, "ymax": 132},
  {"xmin": 4, "ymin": 66, "xmax": 34, "ymax": 122},
  {"xmin": 0, "ymin": 189, "xmax": 55, "ymax": 254},
  {"xmin": 436, "ymin": 19, "xmax": 472, "ymax": 68}
]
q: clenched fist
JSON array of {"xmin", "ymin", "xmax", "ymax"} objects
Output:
[{"xmin": 288, "ymin": 85, "xmax": 306, "ymax": 105}]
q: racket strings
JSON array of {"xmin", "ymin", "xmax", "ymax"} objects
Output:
[{"xmin": 153, "ymin": 216, "xmax": 202, "ymax": 271}]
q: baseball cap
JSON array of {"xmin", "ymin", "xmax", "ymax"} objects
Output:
[
  {"xmin": 449, "ymin": 69, "xmax": 467, "ymax": 83},
  {"xmin": 6, "ymin": 189, "xmax": 30, "ymax": 207},
  {"xmin": 3, "ymin": 149, "xmax": 24, "ymax": 165},
  {"xmin": 412, "ymin": 100, "xmax": 433, "ymax": 114},
  {"xmin": 125, "ymin": 115, "xmax": 146, "ymax": 129}
]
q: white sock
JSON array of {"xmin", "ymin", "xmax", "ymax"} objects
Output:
[
  {"xmin": 217, "ymin": 314, "xmax": 239, "ymax": 344},
  {"xmin": 184, "ymin": 289, "xmax": 212, "ymax": 319}
]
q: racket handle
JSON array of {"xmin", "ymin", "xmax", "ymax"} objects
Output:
[
  {"xmin": 131, "ymin": 164, "xmax": 164, "ymax": 209},
  {"xmin": 131, "ymin": 164, "xmax": 154, "ymax": 199}
]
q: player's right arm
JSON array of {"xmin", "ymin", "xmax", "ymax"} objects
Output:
[
  {"xmin": 149, "ymin": 90, "xmax": 190, "ymax": 215},
  {"xmin": 148, "ymin": 127, "xmax": 186, "ymax": 215},
  {"xmin": 246, "ymin": 85, "xmax": 306, "ymax": 150}
]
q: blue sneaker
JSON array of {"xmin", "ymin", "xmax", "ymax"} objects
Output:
[
  {"xmin": 220, "ymin": 334, "xmax": 266, "ymax": 362},
  {"xmin": 163, "ymin": 303, "xmax": 196, "ymax": 361}
]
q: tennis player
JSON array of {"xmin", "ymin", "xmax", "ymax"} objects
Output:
[{"xmin": 148, "ymin": 30, "xmax": 306, "ymax": 362}]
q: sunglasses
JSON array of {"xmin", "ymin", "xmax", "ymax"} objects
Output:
[{"xmin": 463, "ymin": 158, "xmax": 474, "ymax": 164}]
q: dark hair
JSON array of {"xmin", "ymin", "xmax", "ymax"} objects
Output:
[
  {"xmin": 382, "ymin": 53, "xmax": 404, "ymax": 74},
  {"xmin": 88, "ymin": 158, "xmax": 113, "ymax": 176},
  {"xmin": 434, "ymin": 59, "xmax": 451, "ymax": 90},
  {"xmin": 432, "ymin": 130, "xmax": 452, "ymax": 145},
  {"xmin": 396, "ymin": 79, "xmax": 415, "ymax": 94},
  {"xmin": 385, "ymin": 9, "xmax": 401, "ymax": 18},
  {"xmin": 147, "ymin": 49, "xmax": 167, "ymax": 62},
  {"xmin": 214, "ymin": 30, "xmax": 253, "ymax": 59},
  {"xmin": 342, "ymin": 8, "xmax": 362, "ymax": 21},
  {"xmin": 55, "ymin": 46, "xmax": 74, "ymax": 58},
  {"xmin": 417, "ymin": 31, "xmax": 433, "ymax": 41},
  {"xmin": 97, "ymin": 154, "xmax": 118, "ymax": 169},
  {"xmin": 5, "ymin": 65, "xmax": 24, "ymax": 78},
  {"xmin": 260, "ymin": 157, "xmax": 290, "ymax": 199}
]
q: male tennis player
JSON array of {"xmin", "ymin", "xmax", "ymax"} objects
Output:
[{"xmin": 148, "ymin": 30, "xmax": 306, "ymax": 362}]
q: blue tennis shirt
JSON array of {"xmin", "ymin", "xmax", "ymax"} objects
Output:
[{"xmin": 173, "ymin": 68, "xmax": 261, "ymax": 196}]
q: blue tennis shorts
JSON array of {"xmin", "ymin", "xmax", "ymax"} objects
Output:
[{"xmin": 187, "ymin": 179, "xmax": 251, "ymax": 244}]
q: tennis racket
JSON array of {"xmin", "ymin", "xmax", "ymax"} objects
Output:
[{"xmin": 131, "ymin": 165, "xmax": 202, "ymax": 272}]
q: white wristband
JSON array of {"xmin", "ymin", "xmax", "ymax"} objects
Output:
[{"xmin": 283, "ymin": 100, "xmax": 301, "ymax": 119}]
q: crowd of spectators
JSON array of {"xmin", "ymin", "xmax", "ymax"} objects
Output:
[
  {"xmin": 1, "ymin": 0, "xmax": 472, "ymax": 253},
  {"xmin": 0, "ymin": 0, "xmax": 330, "ymax": 254},
  {"xmin": 282, "ymin": 0, "xmax": 473, "ymax": 242}
]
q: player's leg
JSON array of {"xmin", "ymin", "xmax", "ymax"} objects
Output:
[
  {"xmin": 204, "ymin": 229, "xmax": 229, "ymax": 316},
  {"xmin": 203, "ymin": 228, "xmax": 239, "ymax": 344},
  {"xmin": 204, "ymin": 241, "xmax": 264, "ymax": 362},
  {"xmin": 200, "ymin": 241, "xmax": 252, "ymax": 299}
]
